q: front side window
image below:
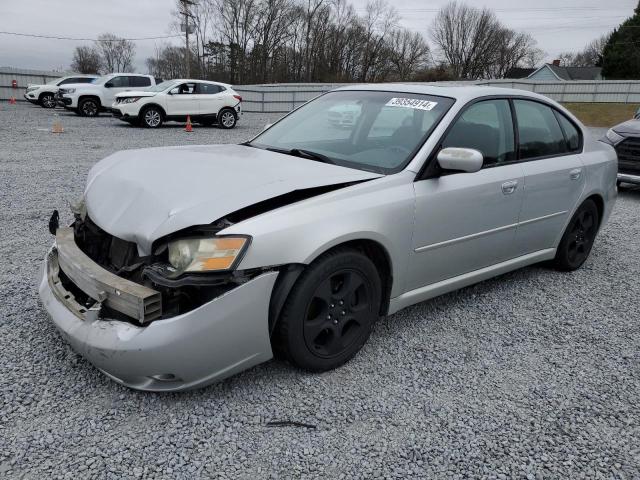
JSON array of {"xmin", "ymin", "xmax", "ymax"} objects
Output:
[
  {"xmin": 176, "ymin": 82, "xmax": 196, "ymax": 94},
  {"xmin": 514, "ymin": 100, "xmax": 567, "ymax": 159},
  {"xmin": 441, "ymin": 99, "xmax": 515, "ymax": 166},
  {"xmin": 250, "ymin": 90, "xmax": 455, "ymax": 174},
  {"xmin": 106, "ymin": 76, "xmax": 129, "ymax": 88}
]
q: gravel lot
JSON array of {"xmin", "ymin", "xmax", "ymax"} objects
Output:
[{"xmin": 1, "ymin": 103, "xmax": 639, "ymax": 479}]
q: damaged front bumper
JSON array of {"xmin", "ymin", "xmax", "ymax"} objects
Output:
[{"xmin": 39, "ymin": 242, "xmax": 277, "ymax": 391}]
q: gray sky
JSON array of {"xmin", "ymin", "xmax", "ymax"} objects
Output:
[{"xmin": 0, "ymin": 0, "xmax": 637, "ymax": 73}]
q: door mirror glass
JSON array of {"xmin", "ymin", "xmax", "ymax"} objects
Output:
[
  {"xmin": 437, "ymin": 148, "xmax": 483, "ymax": 173},
  {"xmin": 104, "ymin": 81, "xmax": 113, "ymax": 88}
]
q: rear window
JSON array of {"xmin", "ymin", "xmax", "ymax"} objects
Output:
[{"xmin": 199, "ymin": 83, "xmax": 223, "ymax": 94}]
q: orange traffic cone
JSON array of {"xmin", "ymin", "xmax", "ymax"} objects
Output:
[
  {"xmin": 9, "ymin": 97, "xmax": 16, "ymax": 105},
  {"xmin": 185, "ymin": 115, "xmax": 193, "ymax": 132},
  {"xmin": 51, "ymin": 115, "xmax": 64, "ymax": 134}
]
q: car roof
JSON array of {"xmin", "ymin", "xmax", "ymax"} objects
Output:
[
  {"xmin": 171, "ymin": 79, "xmax": 229, "ymax": 86},
  {"xmin": 333, "ymin": 83, "xmax": 548, "ymax": 103}
]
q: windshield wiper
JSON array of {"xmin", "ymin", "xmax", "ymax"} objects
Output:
[{"xmin": 266, "ymin": 147, "xmax": 336, "ymax": 165}]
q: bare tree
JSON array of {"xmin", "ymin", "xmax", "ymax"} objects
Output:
[
  {"xmin": 387, "ymin": 29, "xmax": 430, "ymax": 81},
  {"xmin": 522, "ymin": 47, "xmax": 546, "ymax": 68},
  {"xmin": 71, "ymin": 46, "xmax": 102, "ymax": 74},
  {"xmin": 95, "ymin": 33, "xmax": 136, "ymax": 73},
  {"xmin": 559, "ymin": 33, "xmax": 611, "ymax": 67},
  {"xmin": 358, "ymin": 0, "xmax": 399, "ymax": 81},
  {"xmin": 431, "ymin": 1, "xmax": 537, "ymax": 79}
]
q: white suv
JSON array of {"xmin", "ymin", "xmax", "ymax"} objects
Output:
[
  {"xmin": 111, "ymin": 79, "xmax": 242, "ymax": 129},
  {"xmin": 57, "ymin": 73, "xmax": 157, "ymax": 117},
  {"xmin": 24, "ymin": 75, "xmax": 98, "ymax": 108}
]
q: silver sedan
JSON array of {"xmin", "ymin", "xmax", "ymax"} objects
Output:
[{"xmin": 39, "ymin": 84, "xmax": 617, "ymax": 391}]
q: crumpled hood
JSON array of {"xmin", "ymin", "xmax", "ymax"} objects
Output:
[
  {"xmin": 85, "ymin": 144, "xmax": 381, "ymax": 254},
  {"xmin": 613, "ymin": 119, "xmax": 640, "ymax": 135}
]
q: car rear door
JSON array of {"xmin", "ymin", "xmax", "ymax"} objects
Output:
[
  {"xmin": 408, "ymin": 99, "xmax": 525, "ymax": 291},
  {"xmin": 197, "ymin": 83, "xmax": 225, "ymax": 116},
  {"xmin": 512, "ymin": 100, "xmax": 586, "ymax": 254}
]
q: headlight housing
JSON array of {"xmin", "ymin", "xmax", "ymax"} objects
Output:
[
  {"xmin": 168, "ymin": 236, "xmax": 250, "ymax": 273},
  {"xmin": 605, "ymin": 128, "xmax": 624, "ymax": 145},
  {"xmin": 119, "ymin": 97, "xmax": 141, "ymax": 104},
  {"xmin": 63, "ymin": 88, "xmax": 76, "ymax": 94}
]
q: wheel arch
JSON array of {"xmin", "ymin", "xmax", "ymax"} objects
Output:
[
  {"xmin": 268, "ymin": 238, "xmax": 394, "ymax": 334},
  {"xmin": 141, "ymin": 103, "xmax": 167, "ymax": 118},
  {"xmin": 78, "ymin": 94, "xmax": 102, "ymax": 107},
  {"xmin": 584, "ymin": 193, "xmax": 604, "ymax": 229},
  {"xmin": 38, "ymin": 91, "xmax": 54, "ymax": 101}
]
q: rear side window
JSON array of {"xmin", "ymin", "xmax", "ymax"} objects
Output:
[
  {"xmin": 198, "ymin": 83, "xmax": 222, "ymax": 94},
  {"xmin": 130, "ymin": 76, "xmax": 151, "ymax": 87},
  {"xmin": 441, "ymin": 99, "xmax": 515, "ymax": 166},
  {"xmin": 554, "ymin": 112, "xmax": 581, "ymax": 152},
  {"xmin": 514, "ymin": 100, "xmax": 567, "ymax": 159}
]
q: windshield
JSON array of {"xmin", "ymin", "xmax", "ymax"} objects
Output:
[
  {"xmin": 250, "ymin": 90, "xmax": 454, "ymax": 174},
  {"xmin": 146, "ymin": 80, "xmax": 179, "ymax": 92}
]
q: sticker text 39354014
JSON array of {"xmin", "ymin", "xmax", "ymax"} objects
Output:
[{"xmin": 385, "ymin": 98, "xmax": 438, "ymax": 111}]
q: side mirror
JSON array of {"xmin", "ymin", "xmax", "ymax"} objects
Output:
[
  {"xmin": 263, "ymin": 123, "xmax": 273, "ymax": 131},
  {"xmin": 169, "ymin": 87, "xmax": 179, "ymax": 95},
  {"xmin": 437, "ymin": 147, "xmax": 483, "ymax": 173},
  {"xmin": 104, "ymin": 82, "xmax": 113, "ymax": 88}
]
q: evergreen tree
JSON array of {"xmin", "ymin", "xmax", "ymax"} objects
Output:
[{"xmin": 602, "ymin": 1, "xmax": 640, "ymax": 79}]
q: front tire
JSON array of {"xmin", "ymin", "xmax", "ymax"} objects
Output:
[
  {"xmin": 273, "ymin": 248, "xmax": 382, "ymax": 372},
  {"xmin": 39, "ymin": 93, "xmax": 56, "ymax": 108},
  {"xmin": 218, "ymin": 108, "xmax": 237, "ymax": 129},
  {"xmin": 553, "ymin": 199, "xmax": 599, "ymax": 271},
  {"xmin": 141, "ymin": 106, "xmax": 163, "ymax": 128},
  {"xmin": 78, "ymin": 98, "xmax": 99, "ymax": 117}
]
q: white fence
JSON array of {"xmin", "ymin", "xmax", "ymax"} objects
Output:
[
  {"xmin": 0, "ymin": 67, "xmax": 67, "ymax": 101},
  {"xmin": 234, "ymin": 80, "xmax": 640, "ymax": 113},
  {"xmin": 3, "ymin": 66, "xmax": 640, "ymax": 110}
]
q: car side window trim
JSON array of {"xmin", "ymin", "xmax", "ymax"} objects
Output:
[{"xmin": 416, "ymin": 95, "xmax": 585, "ymax": 180}]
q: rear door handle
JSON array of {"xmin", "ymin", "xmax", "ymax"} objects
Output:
[
  {"xmin": 569, "ymin": 168, "xmax": 582, "ymax": 180},
  {"xmin": 501, "ymin": 180, "xmax": 518, "ymax": 195}
]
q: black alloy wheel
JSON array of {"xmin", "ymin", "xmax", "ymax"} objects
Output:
[
  {"xmin": 554, "ymin": 199, "xmax": 599, "ymax": 271},
  {"xmin": 79, "ymin": 98, "xmax": 99, "ymax": 117},
  {"xmin": 274, "ymin": 248, "xmax": 382, "ymax": 371}
]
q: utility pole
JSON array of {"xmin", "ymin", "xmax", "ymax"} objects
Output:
[{"xmin": 181, "ymin": 0, "xmax": 195, "ymax": 77}]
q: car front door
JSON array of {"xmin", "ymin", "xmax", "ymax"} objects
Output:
[
  {"xmin": 165, "ymin": 82, "xmax": 199, "ymax": 116},
  {"xmin": 407, "ymin": 99, "xmax": 525, "ymax": 291},
  {"xmin": 512, "ymin": 100, "xmax": 586, "ymax": 254},
  {"xmin": 103, "ymin": 76, "xmax": 130, "ymax": 105}
]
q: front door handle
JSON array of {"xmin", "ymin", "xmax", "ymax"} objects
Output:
[
  {"xmin": 569, "ymin": 168, "xmax": 582, "ymax": 180},
  {"xmin": 501, "ymin": 180, "xmax": 519, "ymax": 195}
]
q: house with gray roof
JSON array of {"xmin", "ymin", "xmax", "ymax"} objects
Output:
[{"xmin": 527, "ymin": 61, "xmax": 603, "ymax": 81}]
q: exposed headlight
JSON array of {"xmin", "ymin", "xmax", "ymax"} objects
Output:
[
  {"xmin": 120, "ymin": 97, "xmax": 141, "ymax": 104},
  {"xmin": 168, "ymin": 236, "xmax": 249, "ymax": 272},
  {"xmin": 605, "ymin": 128, "xmax": 624, "ymax": 145},
  {"xmin": 64, "ymin": 88, "xmax": 76, "ymax": 94},
  {"xmin": 26, "ymin": 86, "xmax": 38, "ymax": 92}
]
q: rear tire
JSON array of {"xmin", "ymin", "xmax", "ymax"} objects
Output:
[
  {"xmin": 553, "ymin": 199, "xmax": 599, "ymax": 271},
  {"xmin": 218, "ymin": 108, "xmax": 237, "ymax": 129},
  {"xmin": 39, "ymin": 93, "xmax": 56, "ymax": 108},
  {"xmin": 273, "ymin": 248, "xmax": 382, "ymax": 372},
  {"xmin": 141, "ymin": 106, "xmax": 163, "ymax": 128},
  {"xmin": 78, "ymin": 98, "xmax": 99, "ymax": 117}
]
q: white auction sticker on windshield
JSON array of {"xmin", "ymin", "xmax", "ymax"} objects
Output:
[{"xmin": 385, "ymin": 97, "xmax": 438, "ymax": 111}]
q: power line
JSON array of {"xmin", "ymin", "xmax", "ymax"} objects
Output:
[{"xmin": 0, "ymin": 31, "xmax": 182, "ymax": 41}]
